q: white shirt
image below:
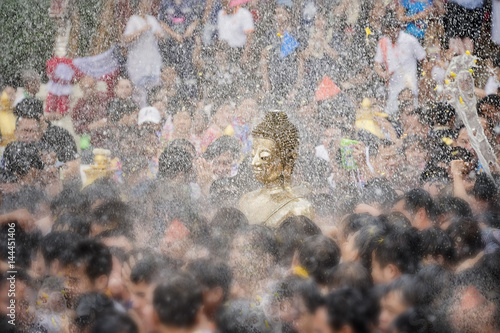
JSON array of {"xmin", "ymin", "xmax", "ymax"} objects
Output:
[
  {"xmin": 374, "ymin": 31, "xmax": 426, "ymax": 92},
  {"xmin": 217, "ymin": 8, "xmax": 254, "ymax": 48}
]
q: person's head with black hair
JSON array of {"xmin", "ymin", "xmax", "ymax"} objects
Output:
[
  {"xmin": 372, "ymin": 226, "xmax": 421, "ymax": 284},
  {"xmin": 314, "ymin": 287, "xmax": 372, "ymax": 333},
  {"xmin": 60, "ymin": 239, "xmax": 113, "ymax": 302},
  {"xmin": 71, "ymin": 292, "xmax": 116, "ymax": 332},
  {"xmin": 330, "ymin": 262, "xmax": 373, "ymax": 292},
  {"xmin": 91, "ymin": 311, "xmax": 139, "ymax": 333},
  {"xmin": 420, "ymin": 227, "xmax": 456, "ymax": 267},
  {"xmin": 216, "ymin": 298, "xmax": 273, "ymax": 333},
  {"xmin": 270, "ymin": 275, "xmax": 322, "ymax": 333},
  {"xmin": 20, "ymin": 69, "xmax": 41, "ymax": 96},
  {"xmin": 342, "ymin": 222, "xmax": 388, "ymax": 271},
  {"xmin": 81, "ymin": 177, "xmax": 121, "ymax": 209},
  {"xmin": 473, "ymin": 173, "xmax": 498, "ymax": 203},
  {"xmin": 446, "ymin": 217, "xmax": 484, "ymax": 264},
  {"xmin": 153, "ymin": 272, "xmax": 204, "ymax": 331},
  {"xmin": 275, "ymin": 215, "xmax": 322, "ymax": 267},
  {"xmin": 2, "ymin": 141, "xmax": 43, "ymax": 185},
  {"xmin": 434, "ymin": 196, "xmax": 472, "ymax": 229},
  {"xmin": 40, "ymin": 231, "xmax": 82, "ymax": 276},
  {"xmin": 391, "ymin": 307, "xmax": 453, "ymax": 333},
  {"xmin": 90, "ymin": 200, "xmax": 133, "ymax": 238},
  {"xmin": 378, "ymin": 275, "xmax": 427, "ymax": 333},
  {"xmin": 13, "ymin": 97, "xmax": 43, "ymax": 119},
  {"xmin": 477, "ymin": 94, "xmax": 500, "ymax": 123},
  {"xmin": 416, "ymin": 264, "xmax": 453, "ymax": 306},
  {"xmin": 430, "ymin": 102, "xmax": 456, "ymax": 127},
  {"xmin": 51, "ymin": 186, "xmax": 90, "ymax": 218},
  {"xmin": 158, "ymin": 146, "xmax": 193, "ymax": 182},
  {"xmin": 393, "ymin": 188, "xmax": 435, "ymax": 230},
  {"xmin": 229, "ymin": 225, "xmax": 277, "ymax": 295},
  {"xmin": 420, "ymin": 164, "xmax": 449, "ymax": 198},
  {"xmin": 296, "ymin": 235, "xmax": 341, "ymax": 286},
  {"xmin": 185, "ymin": 259, "xmax": 233, "ymax": 318},
  {"xmin": 166, "ymin": 138, "xmax": 196, "ymax": 158},
  {"xmin": 338, "ymin": 214, "xmax": 380, "ymax": 245},
  {"xmin": 360, "ymin": 178, "xmax": 398, "ymax": 213},
  {"xmin": 52, "ymin": 213, "xmax": 90, "ymax": 237},
  {"xmin": 204, "ymin": 135, "xmax": 241, "ymax": 179},
  {"xmin": 208, "ymin": 207, "xmax": 248, "ymax": 258}
]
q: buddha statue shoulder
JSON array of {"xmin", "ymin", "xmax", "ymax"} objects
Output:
[{"xmin": 238, "ymin": 111, "xmax": 314, "ymax": 228}]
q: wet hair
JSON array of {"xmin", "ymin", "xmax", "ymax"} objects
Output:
[
  {"xmin": 165, "ymin": 139, "xmax": 196, "ymax": 158},
  {"xmin": 51, "ymin": 187, "xmax": 90, "ymax": 217},
  {"xmin": 153, "ymin": 273, "xmax": 203, "ymax": 327},
  {"xmin": 374, "ymin": 226, "xmax": 421, "ymax": 274},
  {"xmin": 477, "ymin": 95, "xmax": 500, "ymax": 113},
  {"xmin": 185, "ymin": 259, "xmax": 233, "ymax": 301},
  {"xmin": 298, "ymin": 235, "xmax": 341, "ymax": 285},
  {"xmin": 236, "ymin": 225, "xmax": 278, "ymax": 259},
  {"xmin": 324, "ymin": 287, "xmax": 372, "ymax": 333},
  {"xmin": 81, "ymin": 178, "xmax": 121, "ymax": 206},
  {"xmin": 92, "ymin": 200, "xmax": 133, "ymax": 237},
  {"xmin": 211, "ymin": 207, "xmax": 249, "ymax": 233},
  {"xmin": 434, "ymin": 196, "xmax": 473, "ymax": 220},
  {"xmin": 275, "ymin": 215, "xmax": 322, "ymax": 267},
  {"xmin": 41, "ymin": 125, "xmax": 79, "ymax": 162},
  {"xmin": 91, "ymin": 311, "xmax": 139, "ymax": 333},
  {"xmin": 340, "ymin": 214, "xmax": 381, "ymax": 240},
  {"xmin": 74, "ymin": 292, "xmax": 115, "ymax": 330},
  {"xmin": 204, "ymin": 135, "xmax": 241, "ymax": 160},
  {"xmin": 402, "ymin": 188, "xmax": 435, "ymax": 221},
  {"xmin": 273, "ymin": 275, "xmax": 322, "ymax": 313},
  {"xmin": 130, "ymin": 256, "xmax": 160, "ymax": 285},
  {"xmin": 446, "ymin": 218, "xmax": 484, "ymax": 262},
  {"xmin": 360, "ymin": 178, "xmax": 398, "ymax": 212},
  {"xmin": 354, "ymin": 223, "xmax": 388, "ymax": 270},
  {"xmin": 420, "ymin": 165, "xmax": 449, "ymax": 185},
  {"xmin": 3, "ymin": 142, "xmax": 43, "ymax": 178},
  {"xmin": 416, "ymin": 265, "xmax": 452, "ymax": 305},
  {"xmin": 53, "ymin": 213, "xmax": 90, "ymax": 237},
  {"xmin": 330, "ymin": 262, "xmax": 373, "ymax": 292},
  {"xmin": 158, "ymin": 146, "xmax": 193, "ymax": 179},
  {"xmin": 392, "ymin": 307, "xmax": 453, "ymax": 333},
  {"xmin": 473, "ymin": 173, "xmax": 498, "ymax": 202},
  {"xmin": 62, "ymin": 239, "xmax": 113, "ymax": 282},
  {"xmin": 431, "ymin": 103, "xmax": 455, "ymax": 126},
  {"xmin": 216, "ymin": 299, "xmax": 273, "ymax": 333},
  {"xmin": 13, "ymin": 98, "xmax": 43, "ymax": 118},
  {"xmin": 40, "ymin": 231, "xmax": 83, "ymax": 267},
  {"xmin": 420, "ymin": 227, "xmax": 456, "ymax": 265}
]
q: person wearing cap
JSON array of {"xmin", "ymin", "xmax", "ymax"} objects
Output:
[{"xmin": 374, "ymin": 11, "xmax": 426, "ymax": 116}]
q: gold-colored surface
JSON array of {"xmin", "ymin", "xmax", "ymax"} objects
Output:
[
  {"xmin": 83, "ymin": 149, "xmax": 116, "ymax": 188},
  {"xmin": 239, "ymin": 112, "xmax": 314, "ymax": 228}
]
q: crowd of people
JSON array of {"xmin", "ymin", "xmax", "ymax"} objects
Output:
[{"xmin": 2, "ymin": 0, "xmax": 500, "ymax": 332}]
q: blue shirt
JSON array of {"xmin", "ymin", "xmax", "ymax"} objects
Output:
[{"xmin": 402, "ymin": 0, "xmax": 432, "ymax": 39}]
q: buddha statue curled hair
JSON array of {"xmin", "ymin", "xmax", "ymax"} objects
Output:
[{"xmin": 252, "ymin": 111, "xmax": 299, "ymax": 177}]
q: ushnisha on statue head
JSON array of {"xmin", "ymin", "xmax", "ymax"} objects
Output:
[{"xmin": 250, "ymin": 111, "xmax": 299, "ymax": 188}]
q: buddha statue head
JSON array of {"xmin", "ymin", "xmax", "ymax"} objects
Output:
[{"xmin": 251, "ymin": 112, "xmax": 299, "ymax": 186}]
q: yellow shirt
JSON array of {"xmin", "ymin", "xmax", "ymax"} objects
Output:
[{"xmin": 0, "ymin": 94, "xmax": 16, "ymax": 147}]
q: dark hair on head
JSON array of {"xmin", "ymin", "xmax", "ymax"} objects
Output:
[
  {"xmin": 92, "ymin": 200, "xmax": 133, "ymax": 236},
  {"xmin": 62, "ymin": 239, "xmax": 113, "ymax": 282},
  {"xmin": 324, "ymin": 287, "xmax": 372, "ymax": 333},
  {"xmin": 168, "ymin": 97, "xmax": 194, "ymax": 117},
  {"xmin": 185, "ymin": 259, "xmax": 233, "ymax": 301},
  {"xmin": 273, "ymin": 276, "xmax": 322, "ymax": 313},
  {"xmin": 81, "ymin": 178, "xmax": 121, "ymax": 206},
  {"xmin": 236, "ymin": 224, "xmax": 278, "ymax": 259},
  {"xmin": 402, "ymin": 188, "xmax": 435, "ymax": 221},
  {"xmin": 204, "ymin": 135, "xmax": 241, "ymax": 160},
  {"xmin": 382, "ymin": 10, "xmax": 400, "ymax": 29},
  {"xmin": 473, "ymin": 173, "xmax": 498, "ymax": 202},
  {"xmin": 446, "ymin": 217, "xmax": 484, "ymax": 262},
  {"xmin": 331, "ymin": 262, "xmax": 373, "ymax": 292},
  {"xmin": 340, "ymin": 214, "xmax": 380, "ymax": 240},
  {"xmin": 91, "ymin": 311, "xmax": 139, "ymax": 333},
  {"xmin": 153, "ymin": 273, "xmax": 203, "ymax": 327},
  {"xmin": 374, "ymin": 226, "xmax": 421, "ymax": 274},
  {"xmin": 14, "ymin": 98, "xmax": 43, "ymax": 118},
  {"xmin": 392, "ymin": 307, "xmax": 453, "ymax": 333},
  {"xmin": 74, "ymin": 292, "xmax": 115, "ymax": 329},
  {"xmin": 477, "ymin": 94, "xmax": 500, "ymax": 113},
  {"xmin": 41, "ymin": 125, "xmax": 79, "ymax": 162},
  {"xmin": 216, "ymin": 299, "xmax": 273, "ymax": 333},
  {"xmin": 3, "ymin": 142, "xmax": 43, "ymax": 178},
  {"xmin": 40, "ymin": 231, "xmax": 83, "ymax": 267},
  {"xmin": 431, "ymin": 103, "xmax": 455, "ymax": 126},
  {"xmin": 420, "ymin": 227, "xmax": 456, "ymax": 265},
  {"xmin": 355, "ymin": 223, "xmax": 388, "ymax": 270},
  {"xmin": 210, "ymin": 207, "xmax": 248, "ymax": 235},
  {"xmin": 158, "ymin": 146, "xmax": 193, "ymax": 179},
  {"xmin": 417, "ymin": 265, "xmax": 452, "ymax": 305},
  {"xmin": 130, "ymin": 256, "xmax": 160, "ymax": 285},
  {"xmin": 53, "ymin": 213, "xmax": 90, "ymax": 237},
  {"xmin": 361, "ymin": 178, "xmax": 398, "ymax": 212},
  {"xmin": 384, "ymin": 275, "xmax": 426, "ymax": 307},
  {"xmin": 447, "ymin": 144, "xmax": 475, "ymax": 166},
  {"xmin": 166, "ymin": 139, "xmax": 196, "ymax": 157},
  {"xmin": 4, "ymin": 185, "xmax": 48, "ymax": 215},
  {"xmin": 51, "ymin": 187, "xmax": 90, "ymax": 217},
  {"xmin": 298, "ymin": 235, "xmax": 341, "ymax": 285},
  {"xmin": 434, "ymin": 196, "xmax": 472, "ymax": 221},
  {"xmin": 420, "ymin": 164, "xmax": 449, "ymax": 185},
  {"xmin": 275, "ymin": 215, "xmax": 322, "ymax": 267}
]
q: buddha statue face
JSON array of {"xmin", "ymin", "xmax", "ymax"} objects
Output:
[
  {"xmin": 251, "ymin": 137, "xmax": 283, "ymax": 184},
  {"xmin": 251, "ymin": 112, "xmax": 299, "ymax": 186}
]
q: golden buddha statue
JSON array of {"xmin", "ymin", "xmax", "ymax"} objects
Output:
[
  {"xmin": 238, "ymin": 112, "xmax": 314, "ymax": 228},
  {"xmin": 83, "ymin": 148, "xmax": 117, "ymax": 188}
]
